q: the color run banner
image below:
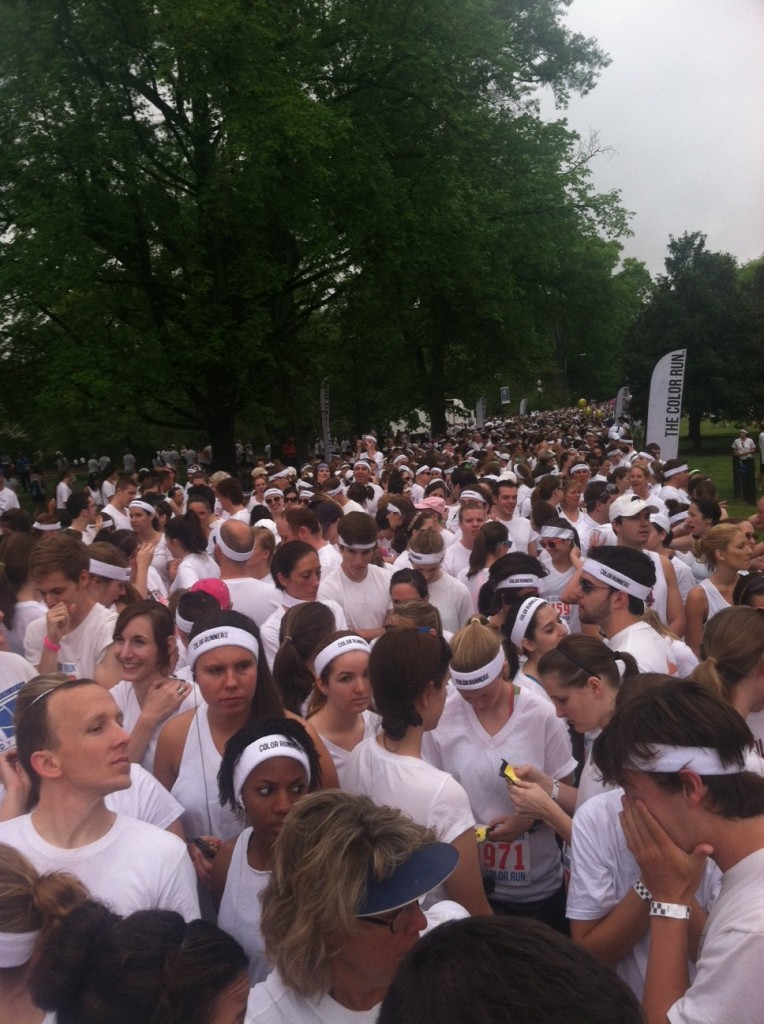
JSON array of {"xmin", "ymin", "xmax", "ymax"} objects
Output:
[
  {"xmin": 646, "ymin": 349, "xmax": 687, "ymax": 461},
  {"xmin": 519, "ymin": 398, "xmax": 528, "ymax": 416}
]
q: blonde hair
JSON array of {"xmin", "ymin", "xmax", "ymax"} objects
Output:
[
  {"xmin": 693, "ymin": 606, "xmax": 764, "ymax": 704},
  {"xmin": 260, "ymin": 792, "xmax": 435, "ymax": 999},
  {"xmin": 700, "ymin": 523, "xmax": 744, "ymax": 569},
  {"xmin": 408, "ymin": 529, "xmax": 444, "ymax": 557},
  {"xmin": 449, "ymin": 618, "xmax": 502, "ymax": 673},
  {"xmin": 385, "ymin": 600, "xmax": 443, "ymax": 634}
]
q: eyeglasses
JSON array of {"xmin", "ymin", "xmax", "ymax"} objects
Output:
[
  {"xmin": 359, "ymin": 898, "xmax": 423, "ymax": 934},
  {"xmin": 265, "ymin": 498, "xmax": 283, "ymax": 506},
  {"xmin": 284, "ymin": 497, "xmax": 299, "ymax": 504},
  {"xmin": 540, "ymin": 539, "xmax": 560, "ymax": 549},
  {"xmin": 578, "ymin": 578, "xmax": 612, "ymax": 595}
]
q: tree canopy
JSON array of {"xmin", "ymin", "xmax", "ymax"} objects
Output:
[
  {"xmin": 622, "ymin": 232, "xmax": 764, "ymax": 450},
  {"xmin": 0, "ymin": 0, "xmax": 634, "ymax": 462}
]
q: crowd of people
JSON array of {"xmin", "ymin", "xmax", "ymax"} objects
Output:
[{"xmin": 1, "ymin": 408, "xmax": 764, "ymax": 1023}]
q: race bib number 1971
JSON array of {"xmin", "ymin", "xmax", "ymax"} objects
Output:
[{"xmin": 481, "ymin": 838, "xmax": 531, "ymax": 886}]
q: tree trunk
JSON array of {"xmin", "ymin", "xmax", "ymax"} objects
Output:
[{"xmin": 688, "ymin": 410, "xmax": 702, "ymax": 453}]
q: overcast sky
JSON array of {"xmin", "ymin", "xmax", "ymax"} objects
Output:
[{"xmin": 541, "ymin": 0, "xmax": 764, "ymax": 277}]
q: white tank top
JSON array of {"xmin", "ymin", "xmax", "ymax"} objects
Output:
[
  {"xmin": 170, "ymin": 704, "xmax": 245, "ymax": 840},
  {"xmin": 217, "ymin": 827, "xmax": 271, "ymax": 984},
  {"xmin": 699, "ymin": 577, "xmax": 732, "ymax": 622}
]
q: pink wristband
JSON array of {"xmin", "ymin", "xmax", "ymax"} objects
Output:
[{"xmin": 43, "ymin": 636, "xmax": 61, "ymax": 652}]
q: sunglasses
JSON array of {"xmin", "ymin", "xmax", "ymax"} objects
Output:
[{"xmin": 578, "ymin": 578, "xmax": 612, "ymax": 595}]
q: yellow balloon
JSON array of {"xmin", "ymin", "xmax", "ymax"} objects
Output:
[
  {"xmin": 584, "ymin": 406, "xmax": 591, "ymax": 416},
  {"xmin": 577, "ymin": 398, "xmax": 587, "ymax": 409},
  {"xmin": 594, "ymin": 409, "xmax": 603, "ymax": 419}
]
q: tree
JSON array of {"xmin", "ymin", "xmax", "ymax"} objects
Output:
[
  {"xmin": 622, "ymin": 232, "xmax": 759, "ymax": 451},
  {"xmin": 0, "ymin": 0, "xmax": 628, "ymax": 460}
]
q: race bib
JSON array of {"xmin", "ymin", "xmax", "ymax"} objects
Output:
[{"xmin": 481, "ymin": 837, "xmax": 531, "ymax": 887}]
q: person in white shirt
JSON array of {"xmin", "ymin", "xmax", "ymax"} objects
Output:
[
  {"xmin": 592, "ymin": 678, "xmax": 764, "ymax": 1024},
  {"xmin": 491, "ymin": 479, "xmax": 537, "ymax": 555},
  {"xmin": 0, "ymin": 678, "xmax": 199, "ymax": 920},
  {"xmin": 277, "ymin": 505, "xmax": 341, "ymax": 575},
  {"xmin": 442, "ymin": 498, "xmax": 487, "ymax": 577},
  {"xmin": 102, "ymin": 474, "xmax": 137, "ymax": 531},
  {"xmin": 213, "ymin": 519, "xmax": 280, "ymax": 628},
  {"xmin": 571, "ymin": 547, "xmax": 677, "ymax": 674},
  {"xmin": 318, "ymin": 512, "xmax": 390, "ymax": 640},
  {"xmin": 406, "ymin": 531, "xmax": 472, "ymax": 634}
]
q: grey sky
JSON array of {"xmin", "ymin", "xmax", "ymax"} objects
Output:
[{"xmin": 542, "ymin": 0, "xmax": 764, "ymax": 277}]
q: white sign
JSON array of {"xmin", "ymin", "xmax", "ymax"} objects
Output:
[{"xmin": 646, "ymin": 350, "xmax": 687, "ymax": 461}]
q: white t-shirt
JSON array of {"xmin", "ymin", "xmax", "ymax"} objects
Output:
[
  {"xmin": 0, "ymin": 652, "xmax": 38, "ymax": 753},
  {"xmin": 502, "ymin": 516, "xmax": 534, "ymax": 554},
  {"xmin": 0, "ymin": 812, "xmax": 200, "ymax": 920},
  {"xmin": 318, "ymin": 565, "xmax": 391, "ymax": 632},
  {"xmin": 3, "ymin": 599, "xmax": 46, "ymax": 657},
  {"xmin": 224, "ymin": 576, "xmax": 281, "ymax": 628},
  {"xmin": 442, "ymin": 541, "xmax": 471, "ymax": 578},
  {"xmin": 423, "ymin": 686, "xmax": 576, "ymax": 903},
  {"xmin": 106, "ymin": 763, "xmax": 185, "ymax": 830},
  {"xmin": 102, "ymin": 502, "xmax": 131, "ymax": 530},
  {"xmin": 260, "ymin": 599, "xmax": 347, "ymax": 670},
  {"xmin": 668, "ymin": 848, "xmax": 764, "ymax": 1024},
  {"xmin": 605, "ymin": 621, "xmax": 676, "ymax": 674},
  {"xmin": 456, "ymin": 566, "xmax": 487, "ymax": 613},
  {"xmin": 247, "ymin": 969, "xmax": 379, "ymax": 1024},
  {"xmin": 24, "ymin": 601, "xmax": 117, "ymax": 676},
  {"xmin": 567, "ymin": 788, "xmax": 720, "ymax": 1001},
  {"xmin": 538, "ymin": 564, "xmax": 580, "ymax": 634},
  {"xmin": 169, "ymin": 552, "xmax": 220, "ymax": 594},
  {"xmin": 343, "ymin": 736, "xmax": 473, "ymax": 906},
  {"xmin": 317, "ymin": 543, "xmax": 341, "ymax": 574},
  {"xmin": 426, "ymin": 573, "xmax": 473, "ymax": 634}
]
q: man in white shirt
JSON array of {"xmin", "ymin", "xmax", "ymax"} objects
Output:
[
  {"xmin": 443, "ymin": 499, "xmax": 486, "ymax": 577},
  {"xmin": 0, "ymin": 678, "xmax": 199, "ymax": 919},
  {"xmin": 592, "ymin": 678, "xmax": 764, "ymax": 1024},
  {"xmin": 213, "ymin": 520, "xmax": 280, "ymax": 627},
  {"xmin": 277, "ymin": 505, "xmax": 341, "ymax": 574},
  {"xmin": 102, "ymin": 473, "xmax": 137, "ymax": 531},
  {"xmin": 490, "ymin": 479, "xmax": 537, "ymax": 555},
  {"xmin": 0, "ymin": 471, "xmax": 20, "ymax": 513},
  {"xmin": 25, "ymin": 533, "xmax": 117, "ymax": 681},
  {"xmin": 572, "ymin": 547, "xmax": 676, "ymax": 674},
  {"xmin": 318, "ymin": 511, "xmax": 390, "ymax": 639}
]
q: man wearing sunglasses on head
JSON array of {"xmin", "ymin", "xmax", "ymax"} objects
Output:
[{"xmin": 573, "ymin": 547, "xmax": 676, "ymax": 674}]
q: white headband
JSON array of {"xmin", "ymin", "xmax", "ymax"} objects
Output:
[
  {"xmin": 314, "ymin": 635, "xmax": 370, "ymax": 678},
  {"xmin": 663, "ymin": 464, "xmax": 689, "ymax": 479},
  {"xmin": 175, "ymin": 611, "xmax": 195, "ymax": 633},
  {"xmin": 408, "ymin": 549, "xmax": 444, "ymax": 566},
  {"xmin": 325, "ymin": 483, "xmax": 343, "ymax": 497},
  {"xmin": 340, "ymin": 541, "xmax": 376, "ymax": 551},
  {"xmin": 233, "ymin": 735, "xmax": 311, "ymax": 796},
  {"xmin": 416, "ymin": 466, "xmax": 431, "ymax": 475},
  {"xmin": 460, "ymin": 490, "xmax": 487, "ymax": 504},
  {"xmin": 270, "ymin": 468, "xmax": 290, "ymax": 480},
  {"xmin": 386, "ymin": 503, "xmax": 401, "ymax": 515},
  {"xmin": 33, "ymin": 521, "xmax": 61, "ymax": 532},
  {"xmin": 450, "ymin": 648, "xmax": 505, "ymax": 691},
  {"xmin": 263, "ymin": 488, "xmax": 283, "ymax": 500},
  {"xmin": 569, "ymin": 463, "xmax": 590, "ymax": 475},
  {"xmin": 215, "ymin": 530, "xmax": 254, "ymax": 562},
  {"xmin": 354, "ymin": 459, "xmax": 371, "ymax": 470},
  {"xmin": 625, "ymin": 744, "xmax": 744, "ymax": 776},
  {"xmin": 89, "ymin": 559, "xmax": 131, "ymax": 582},
  {"xmin": 393, "ymin": 455, "xmax": 407, "ymax": 466},
  {"xmin": 0, "ymin": 929, "xmax": 38, "ymax": 967},
  {"xmin": 129, "ymin": 500, "xmax": 156, "ymax": 516},
  {"xmin": 510, "ymin": 597, "xmax": 548, "ymax": 648},
  {"xmin": 189, "ymin": 626, "xmax": 259, "ymax": 669},
  {"xmin": 669, "ymin": 511, "xmax": 689, "ymax": 525},
  {"xmin": 540, "ymin": 525, "xmax": 575, "ymax": 541},
  {"xmin": 581, "ymin": 558, "xmax": 652, "ymax": 601},
  {"xmin": 495, "ymin": 574, "xmax": 540, "ymax": 591}
]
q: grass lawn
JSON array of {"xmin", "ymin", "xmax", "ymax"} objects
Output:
[{"xmin": 677, "ymin": 419, "xmax": 761, "ymax": 515}]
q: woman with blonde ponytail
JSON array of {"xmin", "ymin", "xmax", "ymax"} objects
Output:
[
  {"xmin": 423, "ymin": 617, "xmax": 576, "ymax": 932},
  {"xmin": 684, "ymin": 524, "xmax": 751, "ymax": 656},
  {"xmin": 0, "ymin": 842, "xmax": 88, "ymax": 1024},
  {"xmin": 693, "ymin": 606, "xmax": 764, "ymax": 757}
]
